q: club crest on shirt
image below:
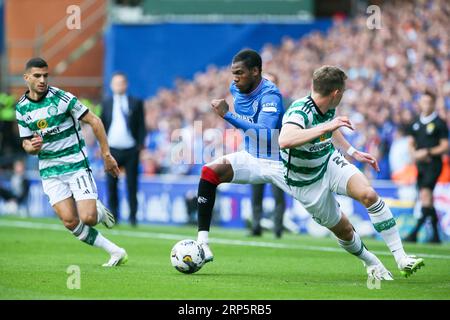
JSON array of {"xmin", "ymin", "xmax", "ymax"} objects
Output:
[
  {"xmin": 48, "ymin": 105, "xmax": 58, "ymax": 116},
  {"xmin": 37, "ymin": 119, "xmax": 48, "ymax": 129}
]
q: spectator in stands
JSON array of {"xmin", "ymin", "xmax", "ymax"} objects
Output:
[
  {"xmin": 389, "ymin": 126, "xmax": 416, "ymax": 184},
  {"xmin": 0, "ymin": 159, "xmax": 30, "ymax": 214},
  {"xmin": 86, "ymin": 0, "xmax": 450, "ymax": 189},
  {"xmin": 142, "ymin": 0, "xmax": 449, "ymax": 184}
]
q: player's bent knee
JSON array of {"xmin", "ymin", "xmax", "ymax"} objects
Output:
[
  {"xmin": 330, "ymin": 218, "xmax": 354, "ymax": 241},
  {"xmin": 62, "ymin": 218, "xmax": 80, "ymax": 231},
  {"xmin": 361, "ymin": 188, "xmax": 379, "ymax": 207},
  {"xmin": 201, "ymin": 165, "xmax": 222, "ymax": 185},
  {"xmin": 80, "ymin": 212, "xmax": 97, "ymax": 226}
]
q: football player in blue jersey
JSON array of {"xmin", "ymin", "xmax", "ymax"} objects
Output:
[{"xmin": 195, "ymin": 49, "xmax": 290, "ymax": 262}]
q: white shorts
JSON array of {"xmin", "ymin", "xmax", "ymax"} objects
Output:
[
  {"xmin": 290, "ymin": 149, "xmax": 360, "ymax": 228},
  {"xmin": 209, "ymin": 150, "xmax": 291, "ymax": 194},
  {"xmin": 42, "ymin": 169, "xmax": 98, "ymax": 206}
]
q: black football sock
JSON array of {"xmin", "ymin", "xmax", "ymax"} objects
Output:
[{"xmin": 197, "ymin": 179, "xmax": 218, "ymax": 232}]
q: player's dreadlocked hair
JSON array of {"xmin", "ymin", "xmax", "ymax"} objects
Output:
[{"xmin": 232, "ymin": 49, "xmax": 262, "ymax": 73}]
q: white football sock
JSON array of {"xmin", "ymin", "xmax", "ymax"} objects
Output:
[
  {"xmin": 337, "ymin": 232, "xmax": 380, "ymax": 266},
  {"xmin": 93, "ymin": 233, "xmax": 122, "ymax": 255},
  {"xmin": 197, "ymin": 231, "xmax": 209, "ymax": 244},
  {"xmin": 367, "ymin": 198, "xmax": 406, "ymax": 264},
  {"xmin": 71, "ymin": 221, "xmax": 121, "ymax": 255}
]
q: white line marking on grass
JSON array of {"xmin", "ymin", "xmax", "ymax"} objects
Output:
[{"xmin": 1, "ymin": 219, "xmax": 449, "ymax": 260}]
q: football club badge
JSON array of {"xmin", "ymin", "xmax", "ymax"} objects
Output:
[
  {"xmin": 37, "ymin": 119, "xmax": 48, "ymax": 129},
  {"xmin": 48, "ymin": 105, "xmax": 58, "ymax": 116}
]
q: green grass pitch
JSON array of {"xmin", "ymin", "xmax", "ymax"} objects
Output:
[{"xmin": 0, "ymin": 215, "xmax": 449, "ymax": 299}]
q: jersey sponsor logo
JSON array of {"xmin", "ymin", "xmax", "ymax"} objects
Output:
[
  {"xmin": 43, "ymin": 126, "xmax": 60, "ymax": 137},
  {"xmin": 48, "ymin": 105, "xmax": 58, "ymax": 116},
  {"xmin": 426, "ymin": 123, "xmax": 435, "ymax": 134},
  {"xmin": 37, "ymin": 119, "xmax": 48, "ymax": 129},
  {"xmin": 262, "ymin": 106, "xmax": 277, "ymax": 113},
  {"xmin": 235, "ymin": 114, "xmax": 254, "ymax": 123},
  {"xmin": 309, "ymin": 141, "xmax": 331, "ymax": 152},
  {"xmin": 261, "ymin": 102, "xmax": 278, "ymax": 113}
]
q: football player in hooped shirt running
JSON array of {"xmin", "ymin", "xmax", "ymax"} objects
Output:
[
  {"xmin": 279, "ymin": 65, "xmax": 424, "ymax": 279},
  {"xmin": 16, "ymin": 58, "xmax": 127, "ymax": 267},
  {"xmin": 196, "ymin": 49, "xmax": 290, "ymax": 262}
]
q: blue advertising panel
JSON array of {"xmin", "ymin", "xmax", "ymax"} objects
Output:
[{"xmin": 1, "ymin": 175, "xmax": 449, "ymax": 242}]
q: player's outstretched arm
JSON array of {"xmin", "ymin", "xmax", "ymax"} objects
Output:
[
  {"xmin": 80, "ymin": 111, "xmax": 120, "ymax": 178},
  {"xmin": 331, "ymin": 128, "xmax": 351, "ymax": 151},
  {"xmin": 279, "ymin": 123, "xmax": 328, "ymax": 149},
  {"xmin": 333, "ymin": 128, "xmax": 380, "ymax": 172},
  {"xmin": 279, "ymin": 116, "xmax": 353, "ymax": 149}
]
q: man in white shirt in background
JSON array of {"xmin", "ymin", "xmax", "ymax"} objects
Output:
[{"xmin": 101, "ymin": 72, "xmax": 146, "ymax": 226}]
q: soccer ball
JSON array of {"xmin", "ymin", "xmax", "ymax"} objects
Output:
[{"xmin": 170, "ymin": 239, "xmax": 205, "ymax": 274}]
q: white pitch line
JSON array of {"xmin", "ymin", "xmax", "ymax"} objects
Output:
[{"xmin": 1, "ymin": 219, "xmax": 449, "ymax": 260}]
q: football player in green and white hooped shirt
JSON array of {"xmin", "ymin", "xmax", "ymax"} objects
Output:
[
  {"xmin": 16, "ymin": 57, "xmax": 128, "ymax": 267},
  {"xmin": 279, "ymin": 65, "xmax": 424, "ymax": 280}
]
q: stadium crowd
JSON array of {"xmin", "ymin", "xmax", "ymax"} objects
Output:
[
  {"xmin": 131, "ymin": 0, "xmax": 450, "ymax": 181},
  {"xmin": 3, "ymin": 0, "xmax": 450, "ymax": 182}
]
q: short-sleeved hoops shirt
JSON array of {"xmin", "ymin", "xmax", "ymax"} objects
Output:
[
  {"xmin": 281, "ymin": 95, "xmax": 336, "ymax": 187},
  {"xmin": 15, "ymin": 86, "xmax": 90, "ymax": 179}
]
